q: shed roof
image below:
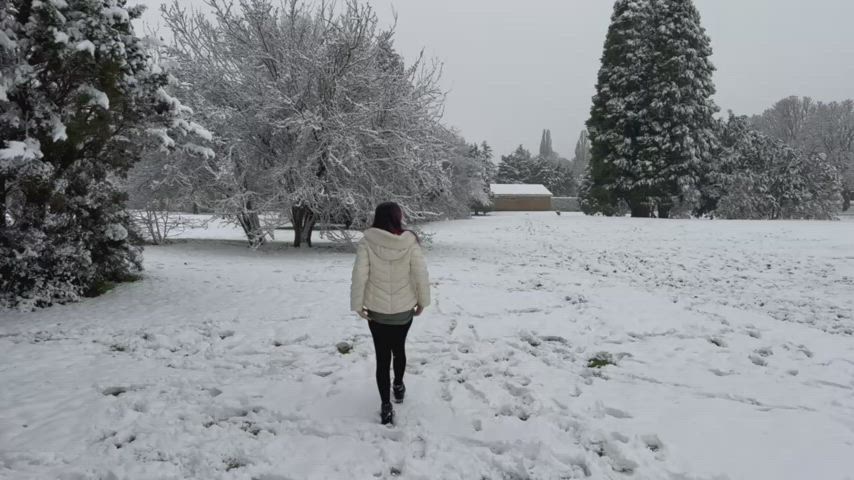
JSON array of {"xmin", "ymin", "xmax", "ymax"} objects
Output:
[{"xmin": 490, "ymin": 184, "xmax": 553, "ymax": 197}]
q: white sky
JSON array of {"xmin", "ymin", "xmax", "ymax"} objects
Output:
[{"xmin": 137, "ymin": 0, "xmax": 854, "ymax": 158}]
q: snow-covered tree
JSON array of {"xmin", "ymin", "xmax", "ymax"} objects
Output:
[
  {"xmin": 708, "ymin": 115, "xmax": 841, "ymax": 220},
  {"xmin": 496, "ymin": 144, "xmax": 574, "ymax": 196},
  {"xmin": 571, "ymin": 129, "xmax": 591, "ymax": 181},
  {"xmin": 814, "ymin": 101, "xmax": 854, "ymax": 210},
  {"xmin": 641, "ymin": 0, "xmax": 718, "ymax": 218},
  {"xmin": 539, "ymin": 129, "xmax": 556, "ymax": 160},
  {"xmin": 497, "ymin": 145, "xmax": 534, "ymax": 184},
  {"xmin": 583, "ymin": 0, "xmax": 718, "ymax": 218},
  {"xmin": 163, "ymin": 0, "xmax": 460, "ymax": 247},
  {"xmin": 583, "ymin": 0, "xmax": 654, "ymax": 217},
  {"xmin": 127, "ymin": 149, "xmax": 202, "ymax": 245},
  {"xmin": 0, "ymin": 0, "xmax": 209, "ymax": 309},
  {"xmin": 466, "ymin": 141, "xmax": 495, "ymax": 215},
  {"xmin": 751, "ymin": 96, "xmax": 818, "ymax": 147},
  {"xmin": 439, "ymin": 137, "xmax": 493, "ymax": 217}
]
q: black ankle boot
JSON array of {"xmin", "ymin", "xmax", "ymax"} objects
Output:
[
  {"xmin": 380, "ymin": 402, "xmax": 394, "ymax": 425},
  {"xmin": 392, "ymin": 382, "xmax": 406, "ymax": 403}
]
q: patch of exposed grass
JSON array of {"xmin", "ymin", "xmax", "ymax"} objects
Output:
[
  {"xmin": 224, "ymin": 458, "xmax": 245, "ymax": 472},
  {"xmin": 84, "ymin": 273, "xmax": 143, "ymax": 298},
  {"xmin": 587, "ymin": 352, "xmax": 616, "ymax": 369}
]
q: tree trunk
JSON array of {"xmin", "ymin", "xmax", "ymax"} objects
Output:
[
  {"xmin": 629, "ymin": 200, "xmax": 652, "ymax": 218},
  {"xmin": 658, "ymin": 201, "xmax": 672, "ymax": 219},
  {"xmin": 292, "ymin": 206, "xmax": 302, "ymax": 248},
  {"xmin": 291, "ymin": 205, "xmax": 316, "ymax": 248},
  {"xmin": 238, "ymin": 211, "xmax": 264, "ymax": 247},
  {"xmin": 0, "ymin": 175, "xmax": 6, "ymax": 229},
  {"xmin": 843, "ymin": 188, "xmax": 852, "ymax": 212}
]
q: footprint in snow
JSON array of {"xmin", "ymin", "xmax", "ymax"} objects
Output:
[
  {"xmin": 754, "ymin": 347, "xmax": 774, "ymax": 357},
  {"xmin": 448, "ymin": 318, "xmax": 458, "ymax": 335},
  {"xmin": 749, "ymin": 354, "xmax": 768, "ymax": 366},
  {"xmin": 642, "ymin": 434, "xmax": 665, "ymax": 457},
  {"xmin": 587, "ymin": 439, "xmax": 638, "ymax": 475},
  {"xmin": 410, "ymin": 435, "xmax": 427, "ymax": 459},
  {"xmin": 604, "ymin": 407, "xmax": 633, "ymax": 419},
  {"xmin": 102, "ymin": 386, "xmax": 129, "ymax": 397}
]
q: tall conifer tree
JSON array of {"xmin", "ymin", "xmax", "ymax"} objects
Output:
[{"xmin": 583, "ymin": 0, "xmax": 717, "ymax": 217}]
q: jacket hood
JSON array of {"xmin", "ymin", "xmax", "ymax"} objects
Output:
[{"xmin": 362, "ymin": 228, "xmax": 417, "ymax": 261}]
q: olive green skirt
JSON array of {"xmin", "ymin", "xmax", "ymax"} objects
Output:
[{"xmin": 368, "ymin": 309, "xmax": 414, "ymax": 326}]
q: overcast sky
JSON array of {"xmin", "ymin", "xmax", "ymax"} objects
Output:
[{"xmin": 137, "ymin": 0, "xmax": 854, "ymax": 159}]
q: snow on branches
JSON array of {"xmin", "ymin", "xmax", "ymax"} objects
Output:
[
  {"xmin": 0, "ymin": 0, "xmax": 213, "ymax": 309},
  {"xmin": 706, "ymin": 115, "xmax": 842, "ymax": 220},
  {"xmin": 161, "ymin": 0, "xmax": 471, "ymax": 247},
  {"xmin": 584, "ymin": 0, "xmax": 718, "ymax": 218}
]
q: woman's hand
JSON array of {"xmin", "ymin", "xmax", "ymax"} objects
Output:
[
  {"xmin": 358, "ymin": 309, "xmax": 371, "ymax": 321},
  {"xmin": 414, "ymin": 304, "xmax": 424, "ymax": 316}
]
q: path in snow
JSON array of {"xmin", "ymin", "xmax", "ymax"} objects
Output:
[{"xmin": 1, "ymin": 213, "xmax": 853, "ymax": 480}]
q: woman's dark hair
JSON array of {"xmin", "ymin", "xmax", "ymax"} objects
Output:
[{"xmin": 372, "ymin": 202, "xmax": 405, "ymax": 235}]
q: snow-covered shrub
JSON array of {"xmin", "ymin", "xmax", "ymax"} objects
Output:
[
  {"xmin": 0, "ymin": 0, "xmax": 209, "ymax": 309},
  {"xmin": 130, "ymin": 209, "xmax": 195, "ymax": 245},
  {"xmin": 709, "ymin": 116, "xmax": 842, "ymax": 220},
  {"xmin": 127, "ymin": 150, "xmax": 201, "ymax": 244},
  {"xmin": 471, "ymin": 196, "xmax": 494, "ymax": 216},
  {"xmin": 751, "ymin": 96, "xmax": 854, "ymax": 212}
]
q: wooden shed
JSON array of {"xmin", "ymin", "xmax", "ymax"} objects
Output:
[{"xmin": 490, "ymin": 184, "xmax": 554, "ymax": 211}]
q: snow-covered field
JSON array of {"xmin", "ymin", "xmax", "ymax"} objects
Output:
[{"xmin": 1, "ymin": 213, "xmax": 853, "ymax": 480}]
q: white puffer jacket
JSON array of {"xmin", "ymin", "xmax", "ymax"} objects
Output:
[{"xmin": 350, "ymin": 228, "xmax": 431, "ymax": 315}]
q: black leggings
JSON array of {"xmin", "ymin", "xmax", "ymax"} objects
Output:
[{"xmin": 368, "ymin": 320, "xmax": 412, "ymax": 404}]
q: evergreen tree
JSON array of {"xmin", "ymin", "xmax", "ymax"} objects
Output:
[
  {"xmin": 539, "ymin": 129, "xmax": 555, "ymax": 160},
  {"xmin": 571, "ymin": 130, "xmax": 591, "ymax": 178},
  {"xmin": 0, "ymin": 0, "xmax": 207, "ymax": 308},
  {"xmin": 497, "ymin": 145, "xmax": 533, "ymax": 184},
  {"xmin": 583, "ymin": 0, "xmax": 718, "ymax": 217},
  {"xmin": 477, "ymin": 141, "xmax": 496, "ymax": 186},
  {"xmin": 584, "ymin": 0, "xmax": 654, "ymax": 217},
  {"xmin": 543, "ymin": 159, "xmax": 576, "ymax": 197},
  {"xmin": 642, "ymin": 0, "xmax": 718, "ymax": 218}
]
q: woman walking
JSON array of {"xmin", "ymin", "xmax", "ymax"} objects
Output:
[{"xmin": 351, "ymin": 202, "xmax": 431, "ymax": 425}]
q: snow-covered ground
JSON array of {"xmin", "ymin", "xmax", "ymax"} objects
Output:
[{"xmin": 1, "ymin": 213, "xmax": 853, "ymax": 480}]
